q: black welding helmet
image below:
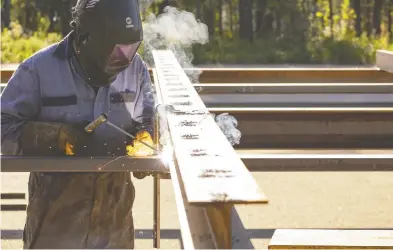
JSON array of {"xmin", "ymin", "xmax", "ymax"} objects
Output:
[{"xmin": 72, "ymin": 0, "xmax": 143, "ymax": 86}]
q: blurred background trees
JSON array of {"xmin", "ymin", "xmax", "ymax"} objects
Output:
[{"xmin": 1, "ymin": 0, "xmax": 393, "ymax": 64}]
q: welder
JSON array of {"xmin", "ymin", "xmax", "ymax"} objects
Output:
[{"xmin": 0, "ymin": 0, "xmax": 154, "ymax": 248}]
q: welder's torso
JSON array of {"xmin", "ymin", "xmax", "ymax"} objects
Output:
[
  {"xmin": 21, "ymin": 41, "xmax": 149, "ymax": 248},
  {"xmin": 39, "ymin": 53, "xmax": 143, "ymax": 156}
]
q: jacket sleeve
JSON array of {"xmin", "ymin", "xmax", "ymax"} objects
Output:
[
  {"xmin": 133, "ymin": 61, "xmax": 155, "ymax": 135},
  {"xmin": 1, "ymin": 61, "xmax": 41, "ymax": 155}
]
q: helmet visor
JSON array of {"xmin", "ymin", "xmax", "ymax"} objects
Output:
[{"xmin": 104, "ymin": 42, "xmax": 141, "ymax": 75}]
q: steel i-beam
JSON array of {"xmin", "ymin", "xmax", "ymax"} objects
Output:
[
  {"xmin": 0, "ymin": 156, "xmax": 168, "ymax": 172},
  {"xmin": 152, "ymin": 50, "xmax": 267, "ymax": 249}
]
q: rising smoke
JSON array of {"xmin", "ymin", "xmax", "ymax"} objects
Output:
[
  {"xmin": 142, "ymin": 5, "xmax": 208, "ymax": 83},
  {"xmin": 211, "ymin": 113, "xmax": 241, "ymax": 146},
  {"xmin": 140, "ymin": 3, "xmax": 242, "ymax": 149}
]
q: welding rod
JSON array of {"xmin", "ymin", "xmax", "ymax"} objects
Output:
[
  {"xmin": 85, "ymin": 113, "xmax": 108, "ymax": 133},
  {"xmin": 85, "ymin": 113, "xmax": 159, "ymax": 153},
  {"xmin": 105, "ymin": 121, "xmax": 159, "ymax": 153}
]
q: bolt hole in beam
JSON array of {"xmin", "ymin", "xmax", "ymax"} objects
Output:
[
  {"xmin": 153, "ymin": 50, "xmax": 268, "ymax": 249},
  {"xmin": 169, "ymin": 94, "xmax": 190, "ymax": 98},
  {"xmin": 181, "ymin": 133, "xmax": 199, "ymax": 140},
  {"xmin": 190, "ymin": 148, "xmax": 207, "ymax": 156},
  {"xmin": 168, "ymin": 87, "xmax": 188, "ymax": 91},
  {"xmin": 153, "ymin": 50, "xmax": 267, "ymax": 205},
  {"xmin": 166, "ymin": 83, "xmax": 183, "ymax": 87},
  {"xmin": 178, "ymin": 120, "xmax": 197, "ymax": 126},
  {"xmin": 171, "ymin": 101, "xmax": 193, "ymax": 106}
]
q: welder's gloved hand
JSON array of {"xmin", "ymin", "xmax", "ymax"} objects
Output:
[
  {"xmin": 20, "ymin": 121, "xmax": 91, "ymax": 156},
  {"xmin": 125, "ymin": 124, "xmax": 155, "ymax": 179},
  {"xmin": 129, "ymin": 130, "xmax": 155, "ymax": 179},
  {"xmin": 126, "ymin": 130, "xmax": 155, "ymax": 157}
]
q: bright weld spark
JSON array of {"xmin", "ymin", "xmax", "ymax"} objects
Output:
[{"xmin": 158, "ymin": 145, "xmax": 174, "ymax": 168}]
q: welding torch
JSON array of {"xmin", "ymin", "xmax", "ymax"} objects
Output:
[{"xmin": 84, "ymin": 113, "xmax": 159, "ymax": 153}]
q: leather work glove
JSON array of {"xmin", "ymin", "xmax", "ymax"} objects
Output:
[
  {"xmin": 20, "ymin": 121, "xmax": 91, "ymax": 156},
  {"xmin": 125, "ymin": 127, "xmax": 156, "ymax": 179},
  {"xmin": 126, "ymin": 130, "xmax": 155, "ymax": 157}
]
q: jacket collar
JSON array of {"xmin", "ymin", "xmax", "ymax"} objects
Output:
[{"xmin": 53, "ymin": 31, "xmax": 75, "ymax": 60}]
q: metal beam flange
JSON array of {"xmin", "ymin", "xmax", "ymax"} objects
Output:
[{"xmin": 152, "ymin": 50, "xmax": 267, "ymax": 205}]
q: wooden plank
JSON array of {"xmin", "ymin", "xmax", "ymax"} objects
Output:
[
  {"xmin": 1, "ymin": 69, "xmax": 15, "ymax": 83},
  {"xmin": 1, "ymin": 198, "xmax": 27, "ymax": 211},
  {"xmin": 268, "ymin": 229, "xmax": 393, "ymax": 249},
  {"xmin": 208, "ymin": 107, "xmax": 393, "ymax": 113},
  {"xmin": 152, "ymin": 50, "xmax": 267, "ymax": 205},
  {"xmin": 195, "ymin": 68, "xmax": 393, "ymax": 83},
  {"xmin": 3, "ymin": 65, "xmax": 393, "ymax": 83},
  {"xmin": 199, "ymin": 93, "xmax": 393, "ymax": 107},
  {"xmin": 376, "ymin": 50, "xmax": 393, "ymax": 74},
  {"xmin": 235, "ymin": 134, "xmax": 393, "ymax": 149},
  {"xmin": 238, "ymin": 149, "xmax": 393, "ymax": 156},
  {"xmin": 208, "ymin": 109, "xmax": 393, "ymax": 148},
  {"xmin": 238, "ymin": 149, "xmax": 393, "ymax": 172},
  {"xmin": 194, "ymin": 83, "xmax": 393, "ymax": 94},
  {"xmin": 1, "ymin": 193, "xmax": 25, "ymax": 199}
]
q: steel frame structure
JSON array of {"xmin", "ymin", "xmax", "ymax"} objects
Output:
[
  {"xmin": 151, "ymin": 50, "xmax": 267, "ymax": 249},
  {"xmin": 2, "ymin": 50, "xmax": 393, "ymax": 248},
  {"xmin": 0, "ymin": 50, "xmax": 267, "ymax": 249},
  {"xmin": 2, "ymin": 153, "xmax": 393, "ymax": 246},
  {"xmin": 3, "ymin": 63, "xmax": 393, "ymax": 84},
  {"xmin": 0, "ymin": 156, "xmax": 167, "ymax": 172}
]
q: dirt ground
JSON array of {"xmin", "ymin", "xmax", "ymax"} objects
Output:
[{"xmin": 2, "ymin": 171, "xmax": 393, "ymax": 249}]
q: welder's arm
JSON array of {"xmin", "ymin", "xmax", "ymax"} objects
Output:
[
  {"xmin": 1, "ymin": 62, "xmax": 89, "ymax": 156},
  {"xmin": 19, "ymin": 121, "xmax": 90, "ymax": 156},
  {"xmin": 1, "ymin": 62, "xmax": 41, "ymax": 156},
  {"xmin": 129, "ymin": 61, "xmax": 156, "ymax": 158},
  {"xmin": 133, "ymin": 61, "xmax": 155, "ymax": 136}
]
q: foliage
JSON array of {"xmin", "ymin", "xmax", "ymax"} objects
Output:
[
  {"xmin": 1, "ymin": 0, "xmax": 393, "ymax": 64},
  {"xmin": 305, "ymin": 0, "xmax": 393, "ymax": 64},
  {"xmin": 1, "ymin": 20, "xmax": 61, "ymax": 63},
  {"xmin": 193, "ymin": 0, "xmax": 393, "ymax": 64}
]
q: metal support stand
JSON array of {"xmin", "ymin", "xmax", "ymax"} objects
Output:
[{"xmin": 153, "ymin": 174, "xmax": 161, "ymax": 248}]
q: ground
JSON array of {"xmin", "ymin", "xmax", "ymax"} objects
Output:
[{"xmin": 1, "ymin": 172, "xmax": 393, "ymax": 249}]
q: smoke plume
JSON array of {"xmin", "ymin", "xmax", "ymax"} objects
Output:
[
  {"xmin": 211, "ymin": 113, "xmax": 241, "ymax": 146},
  {"xmin": 142, "ymin": 6, "xmax": 208, "ymax": 82},
  {"xmin": 141, "ymin": 4, "xmax": 242, "ymax": 149}
]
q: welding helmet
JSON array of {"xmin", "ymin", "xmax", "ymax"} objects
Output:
[{"xmin": 72, "ymin": 0, "xmax": 143, "ymax": 86}]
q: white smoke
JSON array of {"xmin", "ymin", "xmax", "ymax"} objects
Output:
[
  {"xmin": 211, "ymin": 113, "xmax": 242, "ymax": 146},
  {"xmin": 142, "ymin": 6, "xmax": 208, "ymax": 82},
  {"xmin": 141, "ymin": 5, "xmax": 242, "ymax": 149}
]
